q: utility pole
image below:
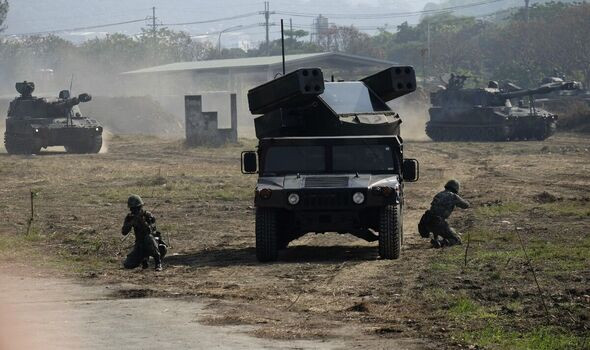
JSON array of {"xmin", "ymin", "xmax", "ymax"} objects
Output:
[
  {"xmin": 289, "ymin": 18, "xmax": 293, "ymax": 41},
  {"xmin": 524, "ymin": 0, "xmax": 530, "ymax": 22},
  {"xmin": 427, "ymin": 21, "xmax": 431, "ymax": 75},
  {"xmin": 151, "ymin": 6, "xmax": 157, "ymax": 37},
  {"xmin": 260, "ymin": 2, "xmax": 275, "ymax": 56}
]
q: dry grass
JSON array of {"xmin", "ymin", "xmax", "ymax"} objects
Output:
[{"xmin": 0, "ymin": 134, "xmax": 589, "ymax": 348}]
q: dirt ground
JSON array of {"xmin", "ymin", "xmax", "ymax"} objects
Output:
[{"xmin": 0, "ymin": 133, "xmax": 589, "ymax": 349}]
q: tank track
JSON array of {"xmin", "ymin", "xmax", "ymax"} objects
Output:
[
  {"xmin": 425, "ymin": 123, "xmax": 555, "ymax": 142},
  {"xmin": 64, "ymin": 135, "xmax": 102, "ymax": 154},
  {"xmin": 4, "ymin": 132, "xmax": 42, "ymax": 154}
]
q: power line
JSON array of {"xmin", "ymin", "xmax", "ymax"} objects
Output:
[
  {"xmin": 275, "ymin": 0, "xmax": 509, "ymax": 19},
  {"xmin": 162, "ymin": 12, "xmax": 259, "ymax": 26},
  {"xmin": 2, "ymin": 0, "xmax": 511, "ymax": 38},
  {"xmin": 190, "ymin": 23, "xmax": 263, "ymax": 38},
  {"xmin": 3, "ymin": 18, "xmax": 148, "ymax": 36}
]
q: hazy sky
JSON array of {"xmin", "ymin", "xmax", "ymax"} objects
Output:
[{"xmin": 3, "ymin": 0, "xmax": 437, "ymax": 46}]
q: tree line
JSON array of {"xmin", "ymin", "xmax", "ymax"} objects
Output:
[{"xmin": 0, "ymin": 1, "xmax": 588, "ymax": 95}]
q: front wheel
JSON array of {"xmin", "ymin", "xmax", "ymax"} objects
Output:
[
  {"xmin": 379, "ymin": 204, "xmax": 402, "ymax": 259},
  {"xmin": 255, "ymin": 208, "xmax": 279, "ymax": 262}
]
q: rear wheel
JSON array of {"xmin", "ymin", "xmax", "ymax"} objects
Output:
[
  {"xmin": 379, "ymin": 204, "xmax": 402, "ymax": 259},
  {"xmin": 255, "ymin": 208, "xmax": 279, "ymax": 262}
]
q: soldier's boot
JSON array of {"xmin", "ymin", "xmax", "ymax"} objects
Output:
[
  {"xmin": 141, "ymin": 259, "xmax": 149, "ymax": 269},
  {"xmin": 431, "ymin": 239, "xmax": 442, "ymax": 248},
  {"xmin": 154, "ymin": 257, "xmax": 163, "ymax": 271}
]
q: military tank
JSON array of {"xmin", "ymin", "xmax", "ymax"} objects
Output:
[
  {"xmin": 4, "ymin": 81, "xmax": 103, "ymax": 154},
  {"xmin": 426, "ymin": 75, "xmax": 580, "ymax": 141}
]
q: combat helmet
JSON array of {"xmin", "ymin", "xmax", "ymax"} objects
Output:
[
  {"xmin": 444, "ymin": 179, "xmax": 460, "ymax": 194},
  {"xmin": 127, "ymin": 194, "xmax": 144, "ymax": 208}
]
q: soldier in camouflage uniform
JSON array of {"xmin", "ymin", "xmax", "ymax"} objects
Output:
[
  {"xmin": 122, "ymin": 195, "xmax": 163, "ymax": 271},
  {"xmin": 418, "ymin": 180, "xmax": 470, "ymax": 248}
]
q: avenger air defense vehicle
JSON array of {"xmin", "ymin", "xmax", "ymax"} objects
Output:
[
  {"xmin": 242, "ymin": 67, "xmax": 419, "ymax": 262},
  {"xmin": 426, "ymin": 75, "xmax": 581, "ymax": 141},
  {"xmin": 4, "ymin": 81, "xmax": 103, "ymax": 154}
]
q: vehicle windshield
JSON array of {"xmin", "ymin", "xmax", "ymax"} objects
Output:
[
  {"xmin": 332, "ymin": 144, "xmax": 394, "ymax": 172},
  {"xmin": 264, "ymin": 146, "xmax": 326, "ymax": 173},
  {"xmin": 319, "ymin": 82, "xmax": 389, "ymax": 114},
  {"xmin": 263, "ymin": 143, "xmax": 396, "ymax": 174}
]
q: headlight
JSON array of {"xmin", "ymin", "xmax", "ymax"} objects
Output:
[
  {"xmin": 352, "ymin": 192, "xmax": 365, "ymax": 204},
  {"xmin": 381, "ymin": 186, "xmax": 393, "ymax": 197},
  {"xmin": 96, "ymin": 127, "xmax": 100, "ymax": 131},
  {"xmin": 35, "ymin": 128, "xmax": 39, "ymax": 133},
  {"xmin": 258, "ymin": 188, "xmax": 272, "ymax": 199},
  {"xmin": 287, "ymin": 193, "xmax": 300, "ymax": 205}
]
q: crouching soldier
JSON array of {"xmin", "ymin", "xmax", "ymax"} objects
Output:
[
  {"xmin": 418, "ymin": 180, "xmax": 469, "ymax": 248},
  {"xmin": 122, "ymin": 195, "xmax": 164, "ymax": 271}
]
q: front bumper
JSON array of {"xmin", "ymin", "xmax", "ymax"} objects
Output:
[{"xmin": 254, "ymin": 188, "xmax": 398, "ymax": 210}]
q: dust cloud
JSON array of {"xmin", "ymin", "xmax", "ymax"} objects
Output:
[
  {"xmin": 389, "ymin": 87, "xmax": 431, "ymax": 141},
  {"xmin": 99, "ymin": 129, "xmax": 113, "ymax": 154}
]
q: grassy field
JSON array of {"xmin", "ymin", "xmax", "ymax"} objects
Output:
[{"xmin": 0, "ymin": 134, "xmax": 589, "ymax": 349}]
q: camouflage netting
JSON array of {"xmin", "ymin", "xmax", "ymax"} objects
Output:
[{"xmin": 0, "ymin": 96, "xmax": 183, "ymax": 136}]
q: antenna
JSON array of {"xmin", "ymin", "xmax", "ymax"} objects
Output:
[{"xmin": 281, "ymin": 19, "xmax": 286, "ymax": 75}]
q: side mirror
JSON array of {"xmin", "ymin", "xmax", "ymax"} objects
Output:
[
  {"xmin": 402, "ymin": 159, "xmax": 419, "ymax": 182},
  {"xmin": 241, "ymin": 151, "xmax": 258, "ymax": 174}
]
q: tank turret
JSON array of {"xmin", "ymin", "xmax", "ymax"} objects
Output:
[{"xmin": 249, "ymin": 66, "xmax": 416, "ymax": 139}]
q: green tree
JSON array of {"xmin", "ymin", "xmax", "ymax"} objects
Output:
[{"xmin": 0, "ymin": 0, "xmax": 8, "ymax": 32}]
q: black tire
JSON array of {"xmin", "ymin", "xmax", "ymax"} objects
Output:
[
  {"xmin": 378, "ymin": 204, "xmax": 402, "ymax": 260},
  {"xmin": 255, "ymin": 208, "xmax": 279, "ymax": 262},
  {"xmin": 278, "ymin": 237, "xmax": 290, "ymax": 250}
]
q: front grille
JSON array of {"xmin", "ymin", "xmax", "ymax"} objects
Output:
[
  {"xmin": 301, "ymin": 191, "xmax": 351, "ymax": 209},
  {"xmin": 304, "ymin": 176, "xmax": 349, "ymax": 188}
]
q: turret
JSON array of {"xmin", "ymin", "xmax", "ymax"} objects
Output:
[
  {"xmin": 46, "ymin": 92, "xmax": 91, "ymax": 118},
  {"xmin": 248, "ymin": 66, "xmax": 416, "ymax": 139},
  {"xmin": 51, "ymin": 92, "xmax": 92, "ymax": 109},
  {"xmin": 15, "ymin": 81, "xmax": 35, "ymax": 98}
]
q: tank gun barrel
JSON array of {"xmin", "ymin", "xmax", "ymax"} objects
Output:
[
  {"xmin": 51, "ymin": 93, "xmax": 92, "ymax": 109},
  {"xmin": 501, "ymin": 81, "xmax": 580, "ymax": 100}
]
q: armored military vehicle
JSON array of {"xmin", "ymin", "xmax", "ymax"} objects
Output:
[
  {"xmin": 241, "ymin": 67, "xmax": 419, "ymax": 262},
  {"xmin": 426, "ymin": 75, "xmax": 580, "ymax": 141},
  {"xmin": 4, "ymin": 81, "xmax": 103, "ymax": 154}
]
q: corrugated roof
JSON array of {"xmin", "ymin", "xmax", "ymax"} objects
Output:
[{"xmin": 122, "ymin": 52, "xmax": 397, "ymax": 75}]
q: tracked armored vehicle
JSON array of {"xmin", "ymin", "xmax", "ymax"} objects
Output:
[
  {"xmin": 4, "ymin": 81, "xmax": 103, "ymax": 154},
  {"xmin": 241, "ymin": 67, "xmax": 420, "ymax": 262},
  {"xmin": 426, "ymin": 75, "xmax": 580, "ymax": 141}
]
